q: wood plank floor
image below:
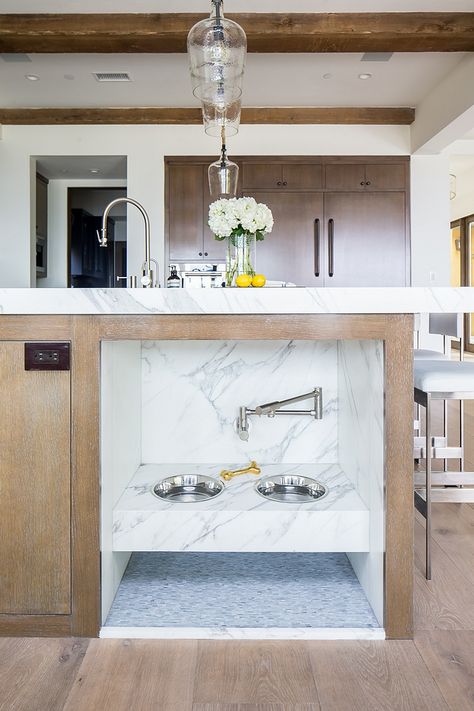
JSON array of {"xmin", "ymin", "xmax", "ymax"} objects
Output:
[{"xmin": 1, "ymin": 405, "xmax": 473, "ymax": 709}]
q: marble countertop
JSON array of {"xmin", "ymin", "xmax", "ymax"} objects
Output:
[
  {"xmin": 113, "ymin": 463, "xmax": 370, "ymax": 553},
  {"xmin": 1, "ymin": 287, "xmax": 474, "ymax": 315}
]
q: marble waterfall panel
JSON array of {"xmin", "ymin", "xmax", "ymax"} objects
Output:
[
  {"xmin": 337, "ymin": 339, "xmax": 384, "ymax": 625},
  {"xmin": 141, "ymin": 340, "xmax": 338, "ymax": 464}
]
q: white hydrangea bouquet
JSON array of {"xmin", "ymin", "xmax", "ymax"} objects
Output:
[{"xmin": 208, "ymin": 197, "xmax": 274, "ymax": 286}]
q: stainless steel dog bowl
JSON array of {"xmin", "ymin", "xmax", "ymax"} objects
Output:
[
  {"xmin": 152, "ymin": 474, "xmax": 224, "ymax": 503},
  {"xmin": 255, "ymin": 474, "xmax": 328, "ymax": 503}
]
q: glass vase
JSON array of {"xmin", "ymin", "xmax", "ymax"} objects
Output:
[{"xmin": 225, "ymin": 233, "xmax": 256, "ymax": 287}]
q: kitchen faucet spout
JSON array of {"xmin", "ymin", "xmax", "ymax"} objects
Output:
[{"xmin": 97, "ymin": 197, "xmax": 158, "ymax": 288}]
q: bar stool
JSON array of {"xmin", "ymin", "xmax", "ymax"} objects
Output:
[
  {"xmin": 414, "ymin": 359, "xmax": 474, "ymax": 579},
  {"xmin": 413, "ymin": 313, "xmax": 464, "ymax": 471}
]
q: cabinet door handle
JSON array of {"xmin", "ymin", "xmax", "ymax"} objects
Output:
[
  {"xmin": 277, "ymin": 181, "xmax": 282, "ymax": 186},
  {"xmin": 366, "ymin": 180, "xmax": 371, "ymax": 186},
  {"xmin": 199, "ymin": 252, "xmax": 203, "ymax": 256},
  {"xmin": 314, "ymin": 218, "xmax": 320, "ymax": 277},
  {"xmin": 282, "ymin": 181, "xmax": 287, "ymax": 186},
  {"xmin": 328, "ymin": 218, "xmax": 335, "ymax": 277},
  {"xmin": 204, "ymin": 252, "xmax": 208, "ymax": 257},
  {"xmin": 360, "ymin": 181, "xmax": 365, "ymax": 186}
]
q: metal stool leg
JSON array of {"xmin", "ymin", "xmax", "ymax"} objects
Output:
[
  {"xmin": 425, "ymin": 393, "xmax": 432, "ymax": 580},
  {"xmin": 443, "ymin": 399, "xmax": 448, "ymax": 472}
]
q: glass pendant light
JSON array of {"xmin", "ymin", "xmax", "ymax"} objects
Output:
[
  {"xmin": 202, "ymin": 98, "xmax": 241, "ymax": 137},
  {"xmin": 208, "ymin": 130, "xmax": 239, "ymax": 199},
  {"xmin": 187, "ymin": 0, "xmax": 246, "ymax": 105}
]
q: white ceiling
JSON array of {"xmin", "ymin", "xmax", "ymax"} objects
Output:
[
  {"xmin": 2, "ymin": 1, "xmax": 473, "ymax": 11},
  {"xmin": 35, "ymin": 155, "xmax": 127, "ymax": 179},
  {"xmin": 0, "ymin": 52, "xmax": 465, "ymax": 108}
]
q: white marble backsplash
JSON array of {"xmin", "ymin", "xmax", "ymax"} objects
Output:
[{"xmin": 141, "ymin": 340, "xmax": 338, "ymax": 465}]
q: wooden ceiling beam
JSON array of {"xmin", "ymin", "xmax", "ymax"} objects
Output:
[
  {"xmin": 0, "ymin": 13, "xmax": 473, "ymax": 53},
  {"xmin": 0, "ymin": 107, "xmax": 415, "ymax": 125}
]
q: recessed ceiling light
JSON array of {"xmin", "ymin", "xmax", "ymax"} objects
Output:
[
  {"xmin": 358, "ymin": 73, "xmax": 372, "ymax": 80},
  {"xmin": 25, "ymin": 74, "xmax": 40, "ymax": 81},
  {"xmin": 90, "ymin": 169, "xmax": 100, "ymax": 174},
  {"xmin": 322, "ymin": 73, "xmax": 332, "ymax": 80}
]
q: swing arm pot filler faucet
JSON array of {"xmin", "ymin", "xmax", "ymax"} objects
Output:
[{"xmin": 237, "ymin": 387, "xmax": 323, "ymax": 441}]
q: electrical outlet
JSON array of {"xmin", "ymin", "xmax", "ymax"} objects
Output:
[{"xmin": 25, "ymin": 342, "xmax": 70, "ymax": 371}]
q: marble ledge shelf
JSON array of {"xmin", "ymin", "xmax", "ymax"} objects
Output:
[
  {"xmin": 100, "ymin": 626, "xmax": 385, "ymax": 641},
  {"xmin": 112, "ymin": 463, "xmax": 370, "ymax": 553},
  {"xmin": 0, "ymin": 286, "xmax": 474, "ymax": 314}
]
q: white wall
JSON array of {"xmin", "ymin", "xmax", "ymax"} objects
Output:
[
  {"xmin": 0, "ymin": 123, "xmax": 410, "ymax": 287},
  {"xmin": 451, "ymin": 166, "xmax": 474, "ymax": 221},
  {"xmin": 38, "ymin": 178, "xmax": 127, "ymax": 287},
  {"xmin": 410, "ymin": 155, "xmax": 451, "ymax": 287}
]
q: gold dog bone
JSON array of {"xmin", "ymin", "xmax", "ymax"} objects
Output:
[{"xmin": 220, "ymin": 460, "xmax": 261, "ymax": 481}]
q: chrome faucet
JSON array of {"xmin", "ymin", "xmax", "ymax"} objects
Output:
[
  {"xmin": 237, "ymin": 387, "xmax": 323, "ymax": 441},
  {"xmin": 97, "ymin": 197, "xmax": 158, "ymax": 288}
]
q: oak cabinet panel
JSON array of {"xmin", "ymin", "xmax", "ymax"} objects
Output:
[
  {"xmin": 365, "ymin": 163, "xmax": 407, "ymax": 191},
  {"xmin": 324, "ymin": 162, "xmax": 407, "ymax": 191},
  {"xmin": 168, "ymin": 163, "xmax": 226, "ymax": 262},
  {"xmin": 245, "ymin": 191, "xmax": 324, "ymax": 286},
  {"xmin": 242, "ymin": 163, "xmax": 283, "ymax": 190},
  {"xmin": 324, "ymin": 164, "xmax": 367, "ymax": 191},
  {"xmin": 242, "ymin": 163, "xmax": 322, "ymax": 190},
  {"xmin": 0, "ymin": 342, "xmax": 71, "ymax": 615},
  {"xmin": 323, "ymin": 192, "xmax": 408, "ymax": 286},
  {"xmin": 168, "ymin": 164, "xmax": 204, "ymax": 261}
]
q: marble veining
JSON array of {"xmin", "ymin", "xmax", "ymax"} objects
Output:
[
  {"xmin": 0, "ymin": 287, "xmax": 474, "ymax": 314},
  {"xmin": 105, "ymin": 552, "xmax": 379, "ymax": 630},
  {"xmin": 141, "ymin": 340, "xmax": 337, "ymax": 465},
  {"xmin": 113, "ymin": 463, "xmax": 370, "ymax": 553}
]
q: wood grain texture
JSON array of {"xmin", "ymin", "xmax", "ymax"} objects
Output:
[
  {"xmin": 0, "ymin": 342, "xmax": 71, "ymax": 615},
  {"xmin": 380, "ymin": 318, "xmax": 414, "ymax": 639},
  {"xmin": 414, "ymin": 631, "xmax": 474, "ymax": 711},
  {"xmin": 309, "ymin": 640, "xmax": 449, "ymax": 710},
  {"xmin": 193, "ymin": 706, "xmax": 320, "ymax": 710},
  {"xmin": 0, "ymin": 637, "xmax": 87, "ymax": 711},
  {"xmin": 0, "ymin": 316, "xmax": 72, "ymax": 341},
  {"xmin": 193, "ymin": 641, "xmax": 319, "ymax": 706},
  {"xmin": 70, "ymin": 317, "xmax": 101, "ymax": 637},
  {"xmin": 0, "ymin": 107, "xmax": 415, "ymax": 126},
  {"xmin": 414, "ymin": 518, "xmax": 474, "ymax": 631},
  {"xmin": 428, "ymin": 503, "xmax": 474, "ymax": 586},
  {"xmin": 0, "ymin": 615, "xmax": 71, "ymax": 637},
  {"xmin": 62, "ymin": 639, "xmax": 198, "ymax": 711},
  {"xmin": 1, "ymin": 13, "xmax": 473, "ymax": 53}
]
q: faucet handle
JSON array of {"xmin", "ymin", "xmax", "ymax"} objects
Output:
[{"xmin": 97, "ymin": 228, "xmax": 107, "ymax": 247}]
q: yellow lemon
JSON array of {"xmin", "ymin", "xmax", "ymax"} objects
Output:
[
  {"xmin": 235, "ymin": 274, "xmax": 253, "ymax": 288},
  {"xmin": 251, "ymin": 274, "xmax": 266, "ymax": 288}
]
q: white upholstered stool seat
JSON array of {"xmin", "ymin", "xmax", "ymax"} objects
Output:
[
  {"xmin": 414, "ymin": 349, "xmax": 448, "ymax": 361},
  {"xmin": 414, "ymin": 361, "xmax": 474, "ymax": 393}
]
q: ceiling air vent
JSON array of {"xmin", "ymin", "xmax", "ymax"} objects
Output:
[
  {"xmin": 93, "ymin": 72, "xmax": 132, "ymax": 82},
  {"xmin": 361, "ymin": 52, "xmax": 393, "ymax": 62}
]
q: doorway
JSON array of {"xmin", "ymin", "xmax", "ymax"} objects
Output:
[
  {"xmin": 450, "ymin": 215, "xmax": 474, "ymax": 352},
  {"xmin": 68, "ymin": 187, "xmax": 127, "ymax": 288}
]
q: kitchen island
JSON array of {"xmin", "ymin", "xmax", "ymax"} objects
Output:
[{"xmin": 1, "ymin": 287, "xmax": 473, "ymax": 642}]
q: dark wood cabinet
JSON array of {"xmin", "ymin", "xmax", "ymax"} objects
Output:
[
  {"xmin": 323, "ymin": 192, "xmax": 408, "ymax": 286},
  {"xmin": 167, "ymin": 162, "xmax": 226, "ymax": 262},
  {"xmin": 324, "ymin": 162, "xmax": 407, "ymax": 191},
  {"xmin": 166, "ymin": 156, "xmax": 410, "ymax": 285},
  {"xmin": 242, "ymin": 162, "xmax": 322, "ymax": 190},
  {"xmin": 246, "ymin": 191, "xmax": 324, "ymax": 286}
]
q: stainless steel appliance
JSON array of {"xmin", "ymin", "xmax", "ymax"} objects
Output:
[{"xmin": 171, "ymin": 263, "xmax": 226, "ymax": 289}]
